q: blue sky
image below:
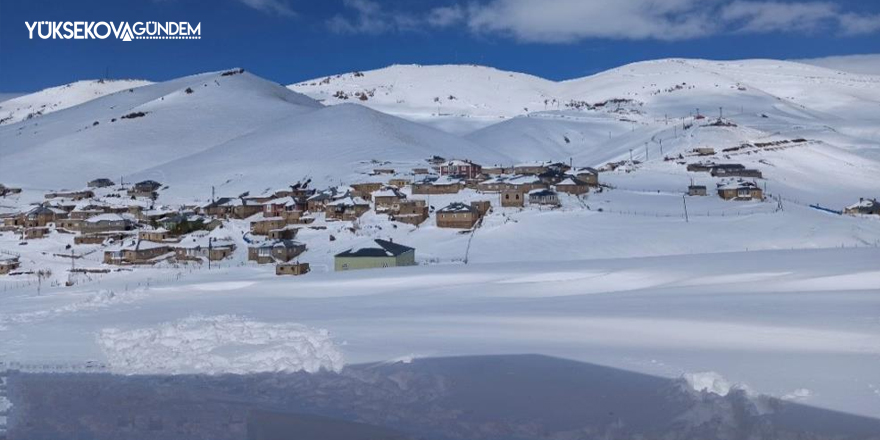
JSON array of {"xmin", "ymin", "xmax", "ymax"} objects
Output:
[{"xmin": 1, "ymin": 0, "xmax": 879, "ymax": 92}]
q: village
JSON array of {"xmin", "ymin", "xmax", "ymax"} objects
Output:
[{"xmin": 1, "ymin": 148, "xmax": 877, "ymax": 283}]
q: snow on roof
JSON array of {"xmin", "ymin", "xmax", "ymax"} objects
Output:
[
  {"xmin": 264, "ymin": 196, "xmax": 298, "ymax": 206},
  {"xmin": 438, "ymin": 202, "xmax": 477, "ymax": 213},
  {"xmin": 556, "ymin": 177, "xmax": 585, "ymax": 186},
  {"xmin": 529, "ymin": 188, "xmax": 558, "ymax": 196},
  {"xmin": 432, "ymin": 175, "xmax": 463, "ymax": 185},
  {"xmin": 716, "ymin": 179, "xmax": 759, "ymax": 190},
  {"xmin": 567, "ymin": 167, "xmax": 598, "ymax": 175},
  {"xmin": 507, "ymin": 175, "xmax": 542, "ymax": 185},
  {"xmin": 847, "ymin": 199, "xmax": 877, "ymax": 209},
  {"xmin": 373, "ymin": 187, "xmax": 404, "ymax": 198},
  {"xmin": 515, "ymin": 160, "xmax": 553, "ymax": 168},
  {"xmin": 85, "ymin": 213, "xmax": 133, "ymax": 223},
  {"xmin": 176, "ymin": 234, "xmax": 236, "ymax": 249},
  {"xmin": 335, "ymin": 239, "xmax": 414, "ymax": 258},
  {"xmin": 327, "ymin": 196, "xmax": 369, "ymax": 206},
  {"xmin": 444, "ymin": 159, "xmax": 477, "ymax": 167}
]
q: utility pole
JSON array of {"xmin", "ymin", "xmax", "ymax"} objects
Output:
[
  {"xmin": 645, "ymin": 142, "xmax": 649, "ymax": 161},
  {"xmin": 211, "ymin": 186, "xmax": 215, "ymax": 203},
  {"xmin": 629, "ymin": 149, "xmax": 633, "ymax": 162},
  {"xmin": 659, "ymin": 139, "xmax": 663, "ymax": 157},
  {"xmin": 682, "ymin": 195, "xmax": 689, "ymax": 223},
  {"xmin": 208, "ymin": 237, "xmax": 212, "ymax": 270},
  {"xmin": 719, "ymin": 106, "xmax": 723, "ymax": 119}
]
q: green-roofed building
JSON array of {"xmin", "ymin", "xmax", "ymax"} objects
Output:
[{"xmin": 334, "ymin": 239, "xmax": 416, "ymax": 272}]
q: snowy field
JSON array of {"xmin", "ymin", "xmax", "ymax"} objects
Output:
[{"xmin": 1, "ymin": 246, "xmax": 879, "ymax": 420}]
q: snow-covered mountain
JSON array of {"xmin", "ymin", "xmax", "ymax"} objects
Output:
[
  {"xmin": 0, "ymin": 79, "xmax": 152, "ymax": 126},
  {"xmin": 0, "ymin": 68, "xmax": 505, "ymax": 197},
  {"xmin": 292, "ymin": 59, "xmax": 880, "ymax": 136},
  {"xmin": 3, "ymin": 58, "xmax": 879, "ymax": 202}
]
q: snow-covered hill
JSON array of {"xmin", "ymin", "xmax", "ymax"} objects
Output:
[
  {"xmin": 0, "ymin": 79, "xmax": 152, "ymax": 126},
  {"xmin": 293, "ymin": 59, "xmax": 880, "ymax": 137},
  {"xmin": 0, "ymin": 69, "xmax": 505, "ymax": 196},
  {"xmin": 130, "ymin": 103, "xmax": 507, "ymax": 199},
  {"xmin": 291, "ymin": 64, "xmax": 558, "ymax": 134}
]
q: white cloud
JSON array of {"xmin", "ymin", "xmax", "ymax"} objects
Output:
[
  {"xmin": 838, "ymin": 12, "xmax": 880, "ymax": 36},
  {"xmin": 466, "ymin": 0, "xmax": 717, "ymax": 42},
  {"xmin": 326, "ymin": 0, "xmax": 880, "ymax": 41},
  {"xmin": 236, "ymin": 0, "xmax": 296, "ymax": 17},
  {"xmin": 328, "ymin": 0, "xmax": 425, "ymax": 34},
  {"xmin": 719, "ymin": 1, "xmax": 839, "ymax": 34},
  {"xmin": 427, "ymin": 5, "xmax": 466, "ymax": 27}
]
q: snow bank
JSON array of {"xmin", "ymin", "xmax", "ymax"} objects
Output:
[
  {"xmin": 684, "ymin": 371, "xmax": 735, "ymax": 396},
  {"xmin": 97, "ymin": 315, "xmax": 344, "ymax": 375}
]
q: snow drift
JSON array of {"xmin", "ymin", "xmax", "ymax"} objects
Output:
[{"xmin": 97, "ymin": 315, "xmax": 344, "ymax": 375}]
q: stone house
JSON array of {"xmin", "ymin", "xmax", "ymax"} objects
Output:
[
  {"xmin": 688, "ymin": 185, "xmax": 708, "ymax": 196},
  {"xmin": 0, "ymin": 257, "xmax": 21, "ymax": 275},
  {"xmin": 325, "ymin": 197, "xmax": 370, "ymax": 221},
  {"xmin": 411, "ymin": 176, "xmax": 463, "ymax": 195},
  {"xmin": 500, "ymin": 189, "xmax": 525, "ymax": 207},
  {"xmin": 844, "ymin": 198, "xmax": 879, "ymax": 216},
  {"xmin": 388, "ymin": 178, "xmax": 410, "ymax": 188},
  {"xmin": 24, "ymin": 227, "xmax": 49, "ymax": 239},
  {"xmin": 555, "ymin": 177, "xmax": 590, "ymax": 195},
  {"xmin": 248, "ymin": 240, "xmax": 306, "ymax": 264},
  {"xmin": 565, "ymin": 167, "xmax": 599, "ymax": 186},
  {"xmin": 44, "ymin": 190, "xmax": 95, "ymax": 201},
  {"xmin": 87, "ymin": 178, "xmax": 115, "ymax": 188},
  {"xmin": 436, "ymin": 202, "xmax": 481, "ymax": 229},
  {"xmin": 174, "ymin": 240, "xmax": 236, "ymax": 262},
  {"xmin": 81, "ymin": 214, "xmax": 135, "ymax": 234},
  {"xmin": 104, "ymin": 240, "xmax": 172, "ymax": 265},
  {"xmin": 390, "ymin": 200, "xmax": 429, "ymax": 225},
  {"xmin": 268, "ymin": 226, "xmax": 298, "ymax": 240},
  {"xmin": 372, "ymin": 187, "xmax": 406, "ymax": 212},
  {"xmin": 350, "ymin": 182, "xmax": 383, "ymax": 200},
  {"xmin": 276, "ymin": 262, "xmax": 310, "ymax": 276},
  {"xmin": 139, "ymin": 228, "xmax": 174, "ymax": 242},
  {"xmin": 717, "ymin": 180, "xmax": 764, "ymax": 201},
  {"xmin": 250, "ymin": 217, "xmax": 288, "ymax": 235}
]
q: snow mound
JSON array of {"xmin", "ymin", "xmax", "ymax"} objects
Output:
[
  {"xmin": 97, "ymin": 315, "xmax": 344, "ymax": 375},
  {"xmin": 684, "ymin": 371, "xmax": 735, "ymax": 396}
]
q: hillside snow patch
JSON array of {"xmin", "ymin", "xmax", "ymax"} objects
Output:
[
  {"xmin": 97, "ymin": 315, "xmax": 344, "ymax": 375},
  {"xmin": 684, "ymin": 371, "xmax": 734, "ymax": 396}
]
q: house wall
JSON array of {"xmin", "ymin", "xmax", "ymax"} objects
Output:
[
  {"xmin": 557, "ymin": 184, "xmax": 588, "ymax": 195},
  {"xmin": 411, "ymin": 184, "xmax": 462, "ymax": 195},
  {"xmin": 501, "ymin": 191, "xmax": 524, "ymax": 207},
  {"xmin": 334, "ymin": 250, "xmax": 415, "ymax": 271},
  {"xmin": 0, "ymin": 262, "xmax": 20, "ymax": 275},
  {"xmin": 436, "ymin": 212, "xmax": 479, "ymax": 229},
  {"xmin": 276, "ymin": 263, "xmax": 310, "ymax": 276},
  {"xmin": 251, "ymin": 219, "xmax": 287, "ymax": 235}
]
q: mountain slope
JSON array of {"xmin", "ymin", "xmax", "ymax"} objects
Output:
[
  {"xmin": 0, "ymin": 79, "xmax": 153, "ymax": 126},
  {"xmin": 291, "ymin": 64, "xmax": 558, "ymax": 134},
  {"xmin": 292, "ymin": 59, "xmax": 880, "ymax": 138},
  {"xmin": 0, "ymin": 69, "xmax": 323, "ymax": 190},
  {"xmin": 131, "ymin": 103, "xmax": 508, "ymax": 200}
]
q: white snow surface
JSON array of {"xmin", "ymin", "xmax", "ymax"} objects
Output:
[
  {"xmin": 97, "ymin": 314, "xmax": 343, "ymax": 375},
  {"xmin": 0, "ymin": 79, "xmax": 152, "ymax": 126}
]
